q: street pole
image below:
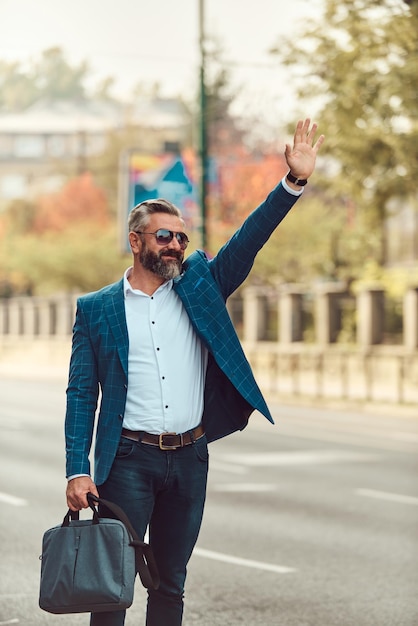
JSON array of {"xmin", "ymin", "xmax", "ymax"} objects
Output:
[{"xmin": 199, "ymin": 0, "xmax": 208, "ymax": 250}]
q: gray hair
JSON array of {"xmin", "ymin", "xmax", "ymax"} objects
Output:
[{"xmin": 128, "ymin": 198, "xmax": 183, "ymax": 232}]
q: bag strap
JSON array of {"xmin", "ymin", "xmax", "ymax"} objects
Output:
[{"xmin": 86, "ymin": 492, "xmax": 160, "ymax": 590}]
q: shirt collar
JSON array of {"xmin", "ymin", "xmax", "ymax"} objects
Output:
[{"xmin": 123, "ymin": 267, "xmax": 173, "ymax": 298}]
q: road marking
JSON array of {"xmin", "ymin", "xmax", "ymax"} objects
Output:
[
  {"xmin": 394, "ymin": 432, "xmax": 418, "ymax": 443},
  {"xmin": 211, "ymin": 483, "xmax": 276, "ymax": 493},
  {"xmin": 193, "ymin": 547, "xmax": 295, "ymax": 574},
  {"xmin": 249, "ymin": 420, "xmax": 418, "ymax": 452},
  {"xmin": 0, "ymin": 492, "xmax": 28, "ymax": 507},
  {"xmin": 356, "ymin": 488, "xmax": 418, "ymax": 506},
  {"xmin": 278, "ymin": 428, "xmax": 417, "ymax": 453},
  {"xmin": 217, "ymin": 450, "xmax": 379, "ymax": 467},
  {"xmin": 210, "ymin": 460, "xmax": 248, "ymax": 475}
]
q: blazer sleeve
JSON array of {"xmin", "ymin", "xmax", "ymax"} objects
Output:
[
  {"xmin": 209, "ymin": 181, "xmax": 299, "ymax": 299},
  {"xmin": 65, "ymin": 298, "xmax": 100, "ymax": 478}
]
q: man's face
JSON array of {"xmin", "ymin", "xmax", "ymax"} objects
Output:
[{"xmin": 138, "ymin": 214, "xmax": 186, "ymax": 280}]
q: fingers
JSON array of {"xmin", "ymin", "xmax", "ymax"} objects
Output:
[
  {"xmin": 295, "ymin": 118, "xmax": 317, "ymax": 144},
  {"xmin": 293, "ymin": 119, "xmax": 304, "ymax": 144},
  {"xmin": 313, "ymin": 133, "xmax": 325, "ymax": 153},
  {"xmin": 66, "ymin": 476, "xmax": 98, "ymax": 511}
]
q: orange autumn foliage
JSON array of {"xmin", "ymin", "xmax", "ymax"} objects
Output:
[
  {"xmin": 33, "ymin": 173, "xmax": 109, "ymax": 233},
  {"xmin": 216, "ymin": 151, "xmax": 288, "ymax": 226},
  {"xmin": 182, "ymin": 145, "xmax": 288, "ymax": 229}
]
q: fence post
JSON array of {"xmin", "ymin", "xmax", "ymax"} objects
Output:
[
  {"xmin": 36, "ymin": 297, "xmax": 55, "ymax": 336},
  {"xmin": 7, "ymin": 297, "xmax": 24, "ymax": 335},
  {"xmin": 357, "ymin": 287, "xmax": 385, "ymax": 346},
  {"xmin": 242, "ymin": 286, "xmax": 268, "ymax": 342},
  {"xmin": 403, "ymin": 287, "xmax": 418, "ymax": 351},
  {"xmin": 55, "ymin": 294, "xmax": 75, "ymax": 336},
  {"xmin": 278, "ymin": 285, "xmax": 303, "ymax": 343},
  {"xmin": 0, "ymin": 299, "xmax": 9, "ymax": 335},
  {"xmin": 314, "ymin": 282, "xmax": 346, "ymax": 344}
]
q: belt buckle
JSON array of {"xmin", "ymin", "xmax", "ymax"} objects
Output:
[{"xmin": 159, "ymin": 432, "xmax": 179, "ymax": 450}]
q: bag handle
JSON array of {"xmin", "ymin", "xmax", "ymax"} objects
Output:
[
  {"xmin": 61, "ymin": 506, "xmax": 100, "ymax": 526},
  {"xmin": 86, "ymin": 492, "xmax": 160, "ymax": 590}
]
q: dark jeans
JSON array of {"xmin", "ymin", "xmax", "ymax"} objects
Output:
[{"xmin": 90, "ymin": 433, "xmax": 209, "ymax": 626}]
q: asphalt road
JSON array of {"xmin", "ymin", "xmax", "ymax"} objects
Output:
[{"xmin": 0, "ymin": 376, "xmax": 417, "ymax": 626}]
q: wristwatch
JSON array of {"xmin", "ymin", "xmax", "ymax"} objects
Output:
[{"xmin": 286, "ymin": 171, "xmax": 308, "ymax": 187}]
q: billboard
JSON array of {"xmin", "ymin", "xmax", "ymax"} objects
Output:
[{"xmin": 118, "ymin": 150, "xmax": 200, "ymax": 253}]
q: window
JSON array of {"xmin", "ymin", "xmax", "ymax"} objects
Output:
[
  {"xmin": 14, "ymin": 135, "xmax": 45, "ymax": 158},
  {"xmin": 47, "ymin": 135, "xmax": 68, "ymax": 157}
]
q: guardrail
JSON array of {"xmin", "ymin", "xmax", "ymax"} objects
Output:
[{"xmin": 0, "ymin": 287, "xmax": 417, "ymax": 405}]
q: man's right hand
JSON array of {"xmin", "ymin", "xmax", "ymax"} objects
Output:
[{"xmin": 66, "ymin": 476, "xmax": 99, "ymax": 511}]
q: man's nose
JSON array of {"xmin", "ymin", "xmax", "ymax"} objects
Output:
[{"xmin": 167, "ymin": 235, "xmax": 181, "ymax": 250}]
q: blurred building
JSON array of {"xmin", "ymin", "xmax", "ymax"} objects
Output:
[{"xmin": 0, "ymin": 96, "xmax": 191, "ymax": 211}]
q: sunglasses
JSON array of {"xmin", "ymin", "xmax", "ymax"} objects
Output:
[{"xmin": 135, "ymin": 229, "xmax": 189, "ymax": 250}]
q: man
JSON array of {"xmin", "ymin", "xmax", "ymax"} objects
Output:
[{"xmin": 65, "ymin": 118, "xmax": 324, "ymax": 626}]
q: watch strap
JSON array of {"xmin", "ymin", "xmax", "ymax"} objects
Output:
[{"xmin": 286, "ymin": 171, "xmax": 308, "ymax": 186}]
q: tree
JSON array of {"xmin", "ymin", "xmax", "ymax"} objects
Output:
[
  {"xmin": 252, "ymin": 194, "xmax": 347, "ymax": 285},
  {"xmin": 0, "ymin": 60, "xmax": 35, "ymax": 111},
  {"xmin": 0, "ymin": 174, "xmax": 126, "ymax": 295},
  {"xmin": 270, "ymin": 0, "xmax": 418, "ymax": 267},
  {"xmin": 203, "ymin": 36, "xmax": 246, "ymax": 154},
  {"xmin": 0, "ymin": 47, "xmax": 114, "ymax": 111},
  {"xmin": 33, "ymin": 47, "xmax": 89, "ymax": 101},
  {"xmin": 33, "ymin": 173, "xmax": 109, "ymax": 233},
  {"xmin": 1, "ymin": 227, "xmax": 127, "ymax": 295}
]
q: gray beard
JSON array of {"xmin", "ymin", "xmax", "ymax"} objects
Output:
[{"xmin": 140, "ymin": 247, "xmax": 183, "ymax": 281}]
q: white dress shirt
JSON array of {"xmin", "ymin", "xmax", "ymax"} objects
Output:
[{"xmin": 123, "ymin": 268, "xmax": 208, "ymax": 434}]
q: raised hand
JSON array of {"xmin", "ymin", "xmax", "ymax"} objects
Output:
[{"xmin": 284, "ymin": 118, "xmax": 325, "ymax": 181}]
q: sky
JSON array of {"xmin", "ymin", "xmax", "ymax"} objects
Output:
[{"xmin": 0, "ymin": 0, "xmax": 323, "ymax": 132}]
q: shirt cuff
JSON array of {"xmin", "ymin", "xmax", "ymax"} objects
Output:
[
  {"xmin": 67, "ymin": 473, "xmax": 90, "ymax": 481},
  {"xmin": 281, "ymin": 175, "xmax": 304, "ymax": 196}
]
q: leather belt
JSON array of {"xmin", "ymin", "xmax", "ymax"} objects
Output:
[{"xmin": 121, "ymin": 424, "xmax": 205, "ymax": 450}]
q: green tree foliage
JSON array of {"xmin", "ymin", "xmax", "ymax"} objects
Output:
[
  {"xmin": 0, "ymin": 47, "xmax": 114, "ymax": 111},
  {"xmin": 0, "ymin": 61, "xmax": 35, "ymax": 111},
  {"xmin": 270, "ymin": 0, "xmax": 418, "ymax": 268},
  {"xmin": 252, "ymin": 194, "xmax": 347, "ymax": 284},
  {"xmin": 0, "ymin": 236, "xmax": 127, "ymax": 297},
  {"xmin": 33, "ymin": 47, "xmax": 89, "ymax": 101},
  {"xmin": 198, "ymin": 35, "xmax": 245, "ymax": 155},
  {"xmin": 0, "ymin": 175, "xmax": 128, "ymax": 295},
  {"xmin": 1, "ymin": 227, "xmax": 127, "ymax": 295}
]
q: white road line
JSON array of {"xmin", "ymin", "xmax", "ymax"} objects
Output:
[
  {"xmin": 394, "ymin": 432, "xmax": 418, "ymax": 443},
  {"xmin": 211, "ymin": 483, "xmax": 276, "ymax": 493},
  {"xmin": 249, "ymin": 420, "xmax": 418, "ymax": 452},
  {"xmin": 217, "ymin": 450, "xmax": 380, "ymax": 467},
  {"xmin": 209, "ymin": 460, "xmax": 248, "ymax": 475},
  {"xmin": 193, "ymin": 547, "xmax": 295, "ymax": 574},
  {"xmin": 356, "ymin": 488, "xmax": 418, "ymax": 506},
  {"xmin": 0, "ymin": 492, "xmax": 28, "ymax": 507}
]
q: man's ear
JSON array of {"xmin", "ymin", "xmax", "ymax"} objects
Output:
[{"xmin": 128, "ymin": 231, "xmax": 141, "ymax": 254}]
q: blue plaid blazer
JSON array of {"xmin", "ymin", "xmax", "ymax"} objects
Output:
[{"xmin": 65, "ymin": 182, "xmax": 299, "ymax": 485}]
